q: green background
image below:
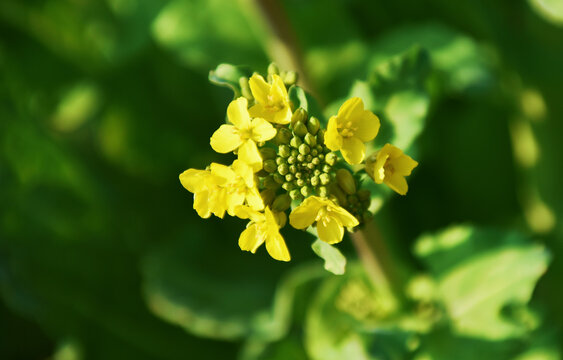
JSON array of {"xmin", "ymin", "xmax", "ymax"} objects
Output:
[{"xmin": 1, "ymin": 0, "xmax": 563, "ymax": 359}]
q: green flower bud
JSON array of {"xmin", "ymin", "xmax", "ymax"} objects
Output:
[
  {"xmin": 322, "ymin": 164, "xmax": 332, "ymax": 173},
  {"xmin": 319, "ymin": 173, "xmax": 331, "ymax": 185},
  {"xmin": 273, "ymin": 173, "xmax": 285, "ymax": 184},
  {"xmin": 263, "ymin": 176, "xmax": 280, "ymax": 190},
  {"xmin": 282, "ymin": 181, "xmax": 294, "ymax": 191},
  {"xmin": 275, "ymin": 157, "xmax": 285, "ymax": 165},
  {"xmin": 312, "ymin": 157, "xmax": 320, "ymax": 166},
  {"xmin": 260, "ymin": 189, "xmax": 276, "ymax": 206},
  {"xmin": 307, "ymin": 163, "xmax": 315, "ymax": 170},
  {"xmin": 331, "ymin": 185, "xmax": 348, "ymax": 206},
  {"xmin": 268, "ymin": 62, "xmax": 280, "ymax": 75},
  {"xmin": 325, "ymin": 152, "xmax": 337, "ymax": 166},
  {"xmin": 307, "ymin": 116, "xmax": 320, "ymax": 135},
  {"xmin": 311, "ymin": 149, "xmax": 318, "ymax": 156},
  {"xmin": 285, "ymin": 173, "xmax": 294, "ymax": 182},
  {"xmin": 295, "ymin": 172, "xmax": 303, "ymax": 179},
  {"xmin": 297, "ymin": 154, "xmax": 305, "ymax": 162},
  {"xmin": 298, "ymin": 143, "xmax": 310, "ymax": 155},
  {"xmin": 357, "ymin": 189, "xmax": 371, "ymax": 201},
  {"xmin": 278, "ymin": 144, "xmax": 291, "ymax": 158},
  {"xmin": 239, "ymin": 77, "xmax": 253, "ymax": 100},
  {"xmin": 287, "ymin": 155, "xmax": 296, "ymax": 165},
  {"xmin": 317, "ymin": 129, "xmax": 325, "ymax": 144},
  {"xmin": 318, "ymin": 154, "xmax": 325, "ymax": 160},
  {"xmin": 289, "ymin": 189, "xmax": 303, "ymax": 201},
  {"xmin": 306, "ymin": 154, "xmax": 313, "ymax": 162},
  {"xmin": 291, "ymin": 108, "xmax": 308, "ymax": 126},
  {"xmin": 260, "ymin": 147, "xmax": 277, "ymax": 160},
  {"xmin": 304, "ymin": 133, "xmax": 317, "ymax": 147},
  {"xmin": 293, "ymin": 121, "xmax": 308, "ymax": 137},
  {"xmin": 275, "ymin": 128, "xmax": 292, "ymax": 145},
  {"xmin": 301, "ymin": 186, "xmax": 313, "ymax": 197},
  {"xmin": 296, "ymin": 179, "xmax": 306, "ymax": 187},
  {"xmin": 310, "ymin": 175, "xmax": 320, "ymax": 187},
  {"xmin": 336, "ymin": 169, "xmax": 356, "ymax": 195},
  {"xmin": 283, "ymin": 71, "xmax": 297, "ymax": 86},
  {"xmin": 291, "ymin": 149, "xmax": 298, "ymax": 156},
  {"xmin": 256, "ymin": 169, "xmax": 269, "ymax": 177},
  {"xmin": 272, "ymin": 194, "xmax": 292, "ymax": 212},
  {"xmin": 278, "ymin": 163, "xmax": 289, "ymax": 175},
  {"xmin": 290, "ymin": 136, "xmax": 302, "ymax": 149},
  {"xmin": 289, "ymin": 165, "xmax": 297, "ymax": 174},
  {"xmin": 314, "ymin": 169, "xmax": 322, "ymax": 176},
  {"xmin": 264, "ymin": 159, "xmax": 277, "ymax": 173}
]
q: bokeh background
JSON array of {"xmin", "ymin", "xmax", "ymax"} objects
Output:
[{"xmin": 1, "ymin": 0, "xmax": 563, "ymax": 359}]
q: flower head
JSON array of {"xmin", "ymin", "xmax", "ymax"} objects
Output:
[
  {"xmin": 211, "ymin": 160, "xmax": 264, "ymax": 215},
  {"xmin": 289, "ymin": 196, "xmax": 359, "ymax": 244},
  {"xmin": 235, "ymin": 206, "xmax": 290, "ymax": 262},
  {"xmin": 249, "ymin": 74, "xmax": 292, "ymax": 125},
  {"xmin": 366, "ymin": 144, "xmax": 418, "ymax": 195},
  {"xmin": 325, "ymin": 97, "xmax": 380, "ymax": 165},
  {"xmin": 210, "ymin": 97, "xmax": 277, "ymax": 170},
  {"xmin": 179, "ymin": 167, "xmax": 229, "ymax": 218}
]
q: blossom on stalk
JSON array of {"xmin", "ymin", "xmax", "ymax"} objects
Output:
[
  {"xmin": 289, "ymin": 196, "xmax": 359, "ymax": 244},
  {"xmin": 213, "ymin": 160, "xmax": 264, "ymax": 215},
  {"xmin": 366, "ymin": 143, "xmax": 418, "ymax": 195},
  {"xmin": 210, "ymin": 97, "xmax": 277, "ymax": 170},
  {"xmin": 248, "ymin": 74, "xmax": 292, "ymax": 125},
  {"xmin": 235, "ymin": 206, "xmax": 290, "ymax": 262},
  {"xmin": 325, "ymin": 97, "xmax": 380, "ymax": 165},
  {"xmin": 179, "ymin": 167, "xmax": 229, "ymax": 218}
]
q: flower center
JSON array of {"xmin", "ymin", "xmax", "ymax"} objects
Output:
[
  {"xmin": 338, "ymin": 121, "xmax": 357, "ymax": 138},
  {"xmin": 265, "ymin": 95, "xmax": 285, "ymax": 112}
]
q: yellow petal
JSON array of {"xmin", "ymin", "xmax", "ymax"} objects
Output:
[
  {"xmin": 329, "ymin": 204, "xmax": 360, "ymax": 228},
  {"xmin": 271, "ymin": 106, "xmax": 292, "ymax": 124},
  {"xmin": 234, "ymin": 205, "xmax": 263, "ymax": 222},
  {"xmin": 239, "ymin": 224, "xmax": 265, "ymax": 253},
  {"xmin": 238, "ymin": 140, "xmax": 262, "ymax": 171},
  {"xmin": 250, "ymin": 118, "xmax": 277, "ymax": 142},
  {"xmin": 354, "ymin": 111, "xmax": 380, "ymax": 142},
  {"xmin": 227, "ymin": 192, "xmax": 245, "ymax": 216},
  {"xmin": 325, "ymin": 116, "xmax": 343, "ymax": 151},
  {"xmin": 393, "ymin": 154, "xmax": 418, "ymax": 176},
  {"xmin": 264, "ymin": 208, "xmax": 290, "ymax": 261},
  {"xmin": 246, "ymin": 187, "xmax": 265, "ymax": 211},
  {"xmin": 289, "ymin": 196, "xmax": 322, "ymax": 229},
  {"xmin": 372, "ymin": 152, "xmax": 389, "ymax": 184},
  {"xmin": 337, "ymin": 97, "xmax": 364, "ymax": 125},
  {"xmin": 248, "ymin": 103, "xmax": 268, "ymax": 120},
  {"xmin": 210, "ymin": 124, "xmax": 243, "ymax": 153},
  {"xmin": 227, "ymin": 97, "xmax": 251, "ymax": 129},
  {"xmin": 271, "ymin": 74, "xmax": 289, "ymax": 101},
  {"xmin": 340, "ymin": 137, "xmax": 366, "ymax": 165},
  {"xmin": 249, "ymin": 74, "xmax": 271, "ymax": 105},
  {"xmin": 210, "ymin": 163, "xmax": 236, "ymax": 183},
  {"xmin": 179, "ymin": 169, "xmax": 208, "ymax": 193},
  {"xmin": 231, "ymin": 159, "xmax": 254, "ymax": 187},
  {"xmin": 208, "ymin": 188, "xmax": 228, "ymax": 218},
  {"xmin": 193, "ymin": 190, "xmax": 212, "ymax": 218},
  {"xmin": 385, "ymin": 173, "xmax": 409, "ymax": 195},
  {"xmin": 317, "ymin": 216, "xmax": 344, "ymax": 244}
]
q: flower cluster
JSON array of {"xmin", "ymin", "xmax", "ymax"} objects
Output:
[{"xmin": 180, "ymin": 65, "xmax": 418, "ymax": 262}]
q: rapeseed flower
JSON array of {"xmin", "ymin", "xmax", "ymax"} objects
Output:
[
  {"xmin": 325, "ymin": 97, "xmax": 380, "ymax": 165},
  {"xmin": 179, "ymin": 167, "xmax": 229, "ymax": 218},
  {"xmin": 366, "ymin": 144, "xmax": 418, "ymax": 195},
  {"xmin": 248, "ymin": 74, "xmax": 292, "ymax": 125}
]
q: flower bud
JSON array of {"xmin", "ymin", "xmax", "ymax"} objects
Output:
[
  {"xmin": 278, "ymin": 163, "xmax": 289, "ymax": 175},
  {"xmin": 306, "ymin": 154, "xmax": 313, "ymax": 162},
  {"xmin": 274, "ymin": 211, "xmax": 287, "ymax": 228},
  {"xmin": 300, "ymin": 186, "xmax": 312, "ymax": 197},
  {"xmin": 336, "ymin": 169, "xmax": 356, "ymax": 195},
  {"xmin": 260, "ymin": 147, "xmax": 277, "ymax": 160},
  {"xmin": 275, "ymin": 128, "xmax": 292, "ymax": 145},
  {"xmin": 290, "ymin": 136, "xmax": 302, "ymax": 149},
  {"xmin": 260, "ymin": 189, "xmax": 276, "ymax": 206},
  {"xmin": 307, "ymin": 116, "xmax": 320, "ymax": 135},
  {"xmin": 311, "ymin": 149, "xmax": 318, "ymax": 156},
  {"xmin": 325, "ymin": 152, "xmax": 337, "ymax": 166},
  {"xmin": 314, "ymin": 169, "xmax": 322, "ymax": 176},
  {"xmin": 272, "ymin": 194, "xmax": 292, "ymax": 212},
  {"xmin": 293, "ymin": 121, "xmax": 308, "ymax": 137},
  {"xmin": 285, "ymin": 173, "xmax": 294, "ymax": 182},
  {"xmin": 297, "ymin": 154, "xmax": 305, "ymax": 162},
  {"xmin": 275, "ymin": 157, "xmax": 285, "ymax": 165},
  {"xmin": 291, "ymin": 108, "xmax": 307, "ymax": 126},
  {"xmin": 264, "ymin": 159, "xmax": 277, "ymax": 173},
  {"xmin": 283, "ymin": 71, "xmax": 297, "ymax": 86},
  {"xmin": 287, "ymin": 155, "xmax": 296, "ymax": 164},
  {"xmin": 317, "ymin": 129, "xmax": 325, "ymax": 144},
  {"xmin": 273, "ymin": 173, "xmax": 285, "ymax": 184},
  {"xmin": 310, "ymin": 175, "xmax": 320, "ymax": 187},
  {"xmin": 312, "ymin": 157, "xmax": 320, "ymax": 166},
  {"xmin": 296, "ymin": 179, "xmax": 306, "ymax": 187},
  {"xmin": 307, "ymin": 163, "xmax": 315, "ymax": 170},
  {"xmin": 318, "ymin": 186, "xmax": 328, "ymax": 197},
  {"xmin": 289, "ymin": 164, "xmax": 297, "ymax": 174},
  {"xmin": 282, "ymin": 181, "xmax": 294, "ymax": 191},
  {"xmin": 322, "ymin": 164, "xmax": 332, "ymax": 173},
  {"xmin": 268, "ymin": 62, "xmax": 280, "ymax": 75},
  {"xmin": 304, "ymin": 133, "xmax": 317, "ymax": 147},
  {"xmin": 331, "ymin": 185, "xmax": 348, "ymax": 206},
  {"xmin": 298, "ymin": 143, "xmax": 310, "ymax": 155},
  {"xmin": 319, "ymin": 173, "xmax": 331, "ymax": 185},
  {"xmin": 239, "ymin": 77, "xmax": 253, "ymax": 100},
  {"xmin": 295, "ymin": 171, "xmax": 303, "ymax": 179},
  {"xmin": 263, "ymin": 176, "xmax": 280, "ymax": 190},
  {"xmin": 278, "ymin": 144, "xmax": 291, "ymax": 158},
  {"xmin": 289, "ymin": 189, "xmax": 303, "ymax": 201}
]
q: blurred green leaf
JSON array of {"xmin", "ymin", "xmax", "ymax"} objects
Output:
[
  {"xmin": 528, "ymin": 0, "xmax": 563, "ymax": 26},
  {"xmin": 209, "ymin": 63, "xmax": 252, "ymax": 98},
  {"xmin": 311, "ymin": 239, "xmax": 347, "ymax": 275},
  {"xmin": 415, "ymin": 226, "xmax": 550, "ymax": 340}
]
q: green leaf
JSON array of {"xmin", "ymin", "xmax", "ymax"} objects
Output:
[
  {"xmin": 288, "ymin": 85, "xmax": 326, "ymax": 125},
  {"xmin": 311, "ymin": 239, "xmax": 347, "ymax": 275},
  {"xmin": 528, "ymin": 0, "xmax": 563, "ymax": 26},
  {"xmin": 208, "ymin": 63, "xmax": 252, "ymax": 98},
  {"xmin": 414, "ymin": 226, "xmax": 551, "ymax": 340}
]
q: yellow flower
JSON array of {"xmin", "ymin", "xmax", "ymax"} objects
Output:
[
  {"xmin": 289, "ymin": 196, "xmax": 359, "ymax": 244},
  {"xmin": 248, "ymin": 74, "xmax": 292, "ymax": 124},
  {"xmin": 325, "ymin": 97, "xmax": 380, "ymax": 165},
  {"xmin": 212, "ymin": 160, "xmax": 264, "ymax": 215},
  {"xmin": 179, "ymin": 167, "xmax": 229, "ymax": 218},
  {"xmin": 366, "ymin": 144, "xmax": 418, "ymax": 195},
  {"xmin": 235, "ymin": 206, "xmax": 290, "ymax": 262},
  {"xmin": 210, "ymin": 97, "xmax": 277, "ymax": 170}
]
